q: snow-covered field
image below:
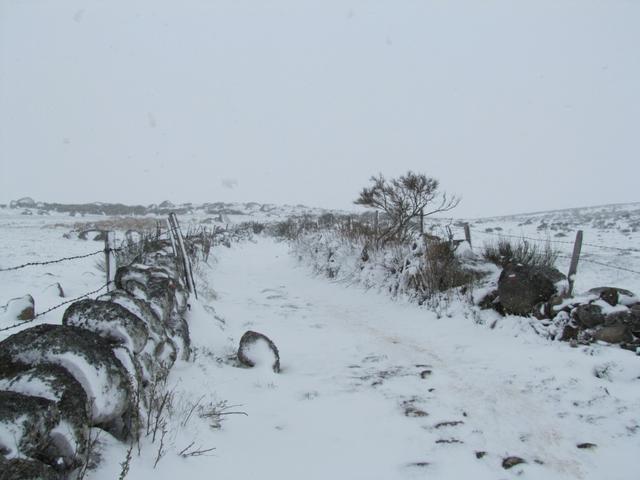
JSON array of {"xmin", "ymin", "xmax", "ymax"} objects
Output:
[{"xmin": 1, "ymin": 204, "xmax": 639, "ymax": 479}]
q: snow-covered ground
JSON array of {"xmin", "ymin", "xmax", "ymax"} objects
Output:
[
  {"xmin": 1, "ymin": 206, "xmax": 638, "ymax": 479},
  {"xmin": 88, "ymin": 238, "xmax": 638, "ymax": 480}
]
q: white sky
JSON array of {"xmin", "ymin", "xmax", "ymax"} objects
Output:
[{"xmin": 0, "ymin": 0, "xmax": 638, "ymax": 217}]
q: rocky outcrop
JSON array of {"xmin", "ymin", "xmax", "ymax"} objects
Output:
[
  {"xmin": 237, "ymin": 330, "xmax": 281, "ymax": 373},
  {"xmin": 497, "ymin": 264, "xmax": 566, "ymax": 316},
  {"xmin": 0, "ymin": 239, "xmax": 194, "ymax": 478},
  {"xmin": 1, "ymin": 294, "xmax": 35, "ymax": 322}
]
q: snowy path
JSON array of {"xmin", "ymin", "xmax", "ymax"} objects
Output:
[{"xmin": 95, "ymin": 238, "xmax": 638, "ymax": 480}]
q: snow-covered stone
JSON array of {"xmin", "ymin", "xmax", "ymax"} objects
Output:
[
  {"xmin": 498, "ymin": 264, "xmax": 566, "ymax": 316},
  {"xmin": 63, "ymin": 299, "xmax": 150, "ymax": 354},
  {"xmin": 237, "ymin": 330, "xmax": 280, "ymax": 373},
  {"xmin": 0, "ymin": 458, "xmax": 60, "ymax": 479},
  {"xmin": 0, "ymin": 324, "xmax": 134, "ymax": 437},
  {"xmin": 1, "ymin": 294, "xmax": 35, "ymax": 322},
  {"xmin": 0, "ymin": 363, "xmax": 90, "ymax": 463}
]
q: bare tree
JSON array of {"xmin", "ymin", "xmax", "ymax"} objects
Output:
[{"xmin": 354, "ymin": 171, "xmax": 459, "ymax": 244}]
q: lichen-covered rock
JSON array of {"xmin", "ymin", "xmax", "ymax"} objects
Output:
[
  {"xmin": 237, "ymin": 331, "xmax": 280, "ymax": 373},
  {"xmin": 0, "ymin": 458, "xmax": 61, "ymax": 480},
  {"xmin": 502, "ymin": 456, "xmax": 526, "ymax": 469},
  {"xmin": 0, "ymin": 324, "xmax": 133, "ymax": 437},
  {"xmin": 594, "ymin": 324, "xmax": 633, "ymax": 344},
  {"xmin": 0, "ymin": 391, "xmax": 78, "ymax": 471},
  {"xmin": 0, "ymin": 363, "xmax": 89, "ymax": 463},
  {"xmin": 99, "ymin": 291, "xmax": 178, "ymax": 370},
  {"xmin": 166, "ymin": 312, "xmax": 191, "ymax": 361},
  {"xmin": 588, "ymin": 287, "xmax": 637, "ymax": 307},
  {"xmin": 115, "ymin": 264, "xmax": 178, "ymax": 321},
  {"xmin": 1, "ymin": 295, "xmax": 35, "ymax": 321},
  {"xmin": 63, "ymin": 299, "xmax": 149, "ymax": 354},
  {"xmin": 99, "ymin": 290, "xmax": 167, "ymax": 339},
  {"xmin": 572, "ymin": 304, "xmax": 605, "ymax": 328},
  {"xmin": 151, "ymin": 339, "xmax": 178, "ymax": 369},
  {"xmin": 498, "ymin": 264, "xmax": 566, "ymax": 316}
]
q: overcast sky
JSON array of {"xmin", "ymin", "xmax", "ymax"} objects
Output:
[{"xmin": 1, "ymin": 0, "xmax": 638, "ymax": 217}]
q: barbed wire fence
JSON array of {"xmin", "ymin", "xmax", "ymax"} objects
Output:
[
  {"xmin": 0, "ymin": 215, "xmax": 199, "ymax": 333},
  {"xmin": 303, "ymin": 211, "xmax": 640, "ymax": 293},
  {"xmin": 457, "ymin": 224, "xmax": 640, "ymax": 295}
]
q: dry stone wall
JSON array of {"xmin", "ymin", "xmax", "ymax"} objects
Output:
[{"xmin": 0, "ymin": 240, "xmax": 191, "ymax": 479}]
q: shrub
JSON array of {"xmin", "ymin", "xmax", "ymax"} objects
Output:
[
  {"xmin": 482, "ymin": 238, "xmax": 558, "ymax": 269},
  {"xmin": 354, "ymin": 171, "xmax": 459, "ymax": 245}
]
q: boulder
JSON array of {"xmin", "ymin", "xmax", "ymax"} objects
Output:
[
  {"xmin": 477, "ymin": 290, "xmax": 504, "ymax": 315},
  {"xmin": 237, "ymin": 331, "xmax": 280, "ymax": 373},
  {"xmin": 151, "ymin": 339, "xmax": 178, "ymax": 369},
  {"xmin": 572, "ymin": 304, "xmax": 605, "ymax": 328},
  {"xmin": 0, "ymin": 363, "xmax": 90, "ymax": 463},
  {"xmin": 588, "ymin": 287, "xmax": 636, "ymax": 307},
  {"xmin": 0, "ymin": 391, "xmax": 73, "ymax": 471},
  {"xmin": 498, "ymin": 264, "xmax": 566, "ymax": 316},
  {"xmin": 165, "ymin": 312, "xmax": 191, "ymax": 361},
  {"xmin": 0, "ymin": 324, "xmax": 133, "ymax": 438},
  {"xmin": 1, "ymin": 295, "xmax": 35, "ymax": 321},
  {"xmin": 63, "ymin": 299, "xmax": 149, "ymax": 354},
  {"xmin": 594, "ymin": 324, "xmax": 633, "ymax": 344},
  {"xmin": 502, "ymin": 456, "xmax": 526, "ymax": 469},
  {"xmin": 99, "ymin": 290, "xmax": 167, "ymax": 339},
  {"xmin": 0, "ymin": 458, "xmax": 60, "ymax": 480},
  {"xmin": 115, "ymin": 264, "xmax": 178, "ymax": 321}
]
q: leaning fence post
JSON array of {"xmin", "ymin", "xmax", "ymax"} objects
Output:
[
  {"xmin": 170, "ymin": 213, "xmax": 198, "ymax": 299},
  {"xmin": 464, "ymin": 223, "xmax": 472, "ymax": 248},
  {"xmin": 104, "ymin": 231, "xmax": 112, "ymax": 292},
  {"xmin": 567, "ymin": 230, "xmax": 583, "ymax": 296}
]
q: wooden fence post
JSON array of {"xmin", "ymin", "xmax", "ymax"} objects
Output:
[
  {"xmin": 169, "ymin": 213, "xmax": 198, "ymax": 299},
  {"xmin": 567, "ymin": 230, "xmax": 583, "ymax": 296},
  {"xmin": 166, "ymin": 218, "xmax": 177, "ymax": 257},
  {"xmin": 464, "ymin": 223, "xmax": 472, "ymax": 248},
  {"xmin": 104, "ymin": 231, "xmax": 112, "ymax": 292}
]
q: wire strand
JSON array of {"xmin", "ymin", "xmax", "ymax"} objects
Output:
[
  {"xmin": 0, "ymin": 249, "xmax": 105, "ymax": 272},
  {"xmin": 0, "ymin": 282, "xmax": 112, "ymax": 333}
]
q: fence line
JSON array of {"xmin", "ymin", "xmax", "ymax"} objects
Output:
[
  {"xmin": 0, "ymin": 249, "xmax": 105, "ymax": 272},
  {"xmin": 0, "ymin": 282, "xmax": 113, "ymax": 333},
  {"xmin": 557, "ymin": 254, "xmax": 640, "ymax": 276},
  {"xmin": 315, "ymin": 216, "xmax": 640, "ymax": 280},
  {"xmin": 467, "ymin": 227, "xmax": 638, "ymax": 253},
  {"xmin": 468, "ymin": 226, "xmax": 640, "ymax": 277},
  {"xmin": 1, "ymin": 214, "xmax": 201, "ymax": 330}
]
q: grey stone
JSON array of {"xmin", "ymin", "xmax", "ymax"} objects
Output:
[
  {"xmin": 0, "ymin": 363, "xmax": 89, "ymax": 464},
  {"xmin": 0, "ymin": 458, "xmax": 61, "ymax": 480},
  {"xmin": 0, "ymin": 324, "xmax": 134, "ymax": 438},
  {"xmin": 63, "ymin": 299, "xmax": 149, "ymax": 354},
  {"xmin": 588, "ymin": 287, "xmax": 636, "ymax": 307},
  {"xmin": 237, "ymin": 331, "xmax": 280, "ymax": 373},
  {"xmin": 498, "ymin": 264, "xmax": 566, "ymax": 316},
  {"xmin": 502, "ymin": 456, "xmax": 526, "ymax": 469},
  {"xmin": 166, "ymin": 312, "xmax": 191, "ymax": 361},
  {"xmin": 115, "ymin": 264, "xmax": 178, "ymax": 322},
  {"xmin": 0, "ymin": 392, "xmax": 74, "ymax": 472},
  {"xmin": 2, "ymin": 294, "xmax": 35, "ymax": 321},
  {"xmin": 572, "ymin": 304, "xmax": 605, "ymax": 328},
  {"xmin": 594, "ymin": 324, "xmax": 633, "ymax": 344},
  {"xmin": 99, "ymin": 290, "xmax": 166, "ymax": 339}
]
